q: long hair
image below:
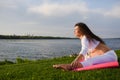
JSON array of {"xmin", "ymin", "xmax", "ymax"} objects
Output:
[{"xmin": 75, "ymin": 22, "xmax": 105, "ymax": 44}]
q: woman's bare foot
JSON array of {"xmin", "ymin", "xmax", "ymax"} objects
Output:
[{"xmin": 53, "ymin": 64, "xmax": 73, "ymax": 71}]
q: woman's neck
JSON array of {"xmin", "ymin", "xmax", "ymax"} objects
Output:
[{"xmin": 79, "ymin": 35, "xmax": 84, "ymax": 39}]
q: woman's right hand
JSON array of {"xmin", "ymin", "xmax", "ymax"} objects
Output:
[{"xmin": 71, "ymin": 54, "xmax": 84, "ymax": 67}]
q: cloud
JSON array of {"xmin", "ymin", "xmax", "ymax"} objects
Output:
[
  {"xmin": 28, "ymin": 1, "xmax": 89, "ymax": 17},
  {"xmin": 104, "ymin": 5, "xmax": 120, "ymax": 18},
  {"xmin": 0, "ymin": 0, "xmax": 18, "ymax": 9},
  {"xmin": 1, "ymin": 0, "xmax": 120, "ymax": 18},
  {"xmin": 19, "ymin": 21, "xmax": 39, "ymax": 25},
  {"xmin": 28, "ymin": 1, "xmax": 120, "ymax": 19},
  {"xmin": 0, "ymin": 0, "xmax": 32, "ymax": 9}
]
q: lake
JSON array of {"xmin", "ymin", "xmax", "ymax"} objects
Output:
[{"xmin": 0, "ymin": 38, "xmax": 120, "ymax": 62}]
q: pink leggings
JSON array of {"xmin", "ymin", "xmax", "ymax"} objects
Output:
[{"xmin": 81, "ymin": 50, "xmax": 118, "ymax": 67}]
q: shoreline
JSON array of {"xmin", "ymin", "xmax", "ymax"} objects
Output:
[{"xmin": 0, "ymin": 49, "xmax": 119, "ymax": 64}]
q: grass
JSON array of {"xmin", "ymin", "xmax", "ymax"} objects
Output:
[{"xmin": 0, "ymin": 50, "xmax": 120, "ymax": 80}]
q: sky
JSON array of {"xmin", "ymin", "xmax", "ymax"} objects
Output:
[{"xmin": 0, "ymin": 0, "xmax": 120, "ymax": 38}]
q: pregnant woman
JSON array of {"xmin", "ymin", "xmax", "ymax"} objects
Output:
[{"xmin": 53, "ymin": 22, "xmax": 118, "ymax": 71}]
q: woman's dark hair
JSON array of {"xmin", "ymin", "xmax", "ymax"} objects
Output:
[{"xmin": 75, "ymin": 22, "xmax": 105, "ymax": 44}]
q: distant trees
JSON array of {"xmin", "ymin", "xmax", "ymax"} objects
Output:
[{"xmin": 0, "ymin": 35, "xmax": 73, "ymax": 39}]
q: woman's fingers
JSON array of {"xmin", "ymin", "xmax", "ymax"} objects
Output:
[{"xmin": 72, "ymin": 61, "xmax": 81, "ymax": 69}]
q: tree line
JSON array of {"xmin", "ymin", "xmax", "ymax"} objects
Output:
[{"xmin": 0, "ymin": 35, "xmax": 74, "ymax": 39}]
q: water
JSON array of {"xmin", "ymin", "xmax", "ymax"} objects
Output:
[{"xmin": 0, "ymin": 38, "xmax": 120, "ymax": 62}]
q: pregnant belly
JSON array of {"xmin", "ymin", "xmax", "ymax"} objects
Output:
[
  {"xmin": 89, "ymin": 43, "xmax": 111, "ymax": 58},
  {"xmin": 89, "ymin": 50, "xmax": 104, "ymax": 57}
]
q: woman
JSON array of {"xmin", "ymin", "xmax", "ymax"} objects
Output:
[{"xmin": 53, "ymin": 22, "xmax": 118, "ymax": 71}]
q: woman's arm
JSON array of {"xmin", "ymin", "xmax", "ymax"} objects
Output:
[
  {"xmin": 71, "ymin": 54, "xmax": 84, "ymax": 68},
  {"xmin": 73, "ymin": 54, "xmax": 84, "ymax": 62},
  {"xmin": 71, "ymin": 36, "xmax": 89, "ymax": 68}
]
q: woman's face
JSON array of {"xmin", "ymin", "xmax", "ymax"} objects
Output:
[{"xmin": 74, "ymin": 26, "xmax": 83, "ymax": 38}]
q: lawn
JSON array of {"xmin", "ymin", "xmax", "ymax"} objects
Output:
[{"xmin": 0, "ymin": 50, "xmax": 120, "ymax": 80}]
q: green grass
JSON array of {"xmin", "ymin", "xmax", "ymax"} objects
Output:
[{"xmin": 0, "ymin": 50, "xmax": 120, "ymax": 80}]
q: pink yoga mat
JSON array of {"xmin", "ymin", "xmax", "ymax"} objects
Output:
[{"xmin": 74, "ymin": 61, "xmax": 119, "ymax": 71}]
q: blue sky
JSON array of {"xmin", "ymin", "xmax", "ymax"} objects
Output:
[{"xmin": 0, "ymin": 0, "xmax": 120, "ymax": 38}]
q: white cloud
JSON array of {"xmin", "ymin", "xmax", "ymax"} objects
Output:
[
  {"xmin": 1, "ymin": 0, "xmax": 120, "ymax": 18},
  {"xmin": 104, "ymin": 5, "xmax": 120, "ymax": 18},
  {"xmin": 0, "ymin": 0, "xmax": 18, "ymax": 9},
  {"xmin": 88, "ymin": 4, "xmax": 120, "ymax": 18},
  {"xmin": 19, "ymin": 21, "xmax": 39, "ymax": 25},
  {"xmin": 0, "ymin": 0, "xmax": 31, "ymax": 9},
  {"xmin": 28, "ymin": 1, "xmax": 120, "ymax": 19},
  {"xmin": 28, "ymin": 2, "xmax": 89, "ymax": 16}
]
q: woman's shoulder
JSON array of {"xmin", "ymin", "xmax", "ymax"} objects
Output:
[
  {"xmin": 81, "ymin": 36, "xmax": 89, "ymax": 43},
  {"xmin": 82, "ymin": 35, "xmax": 87, "ymax": 40}
]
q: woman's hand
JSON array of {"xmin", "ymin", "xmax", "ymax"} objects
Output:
[
  {"xmin": 71, "ymin": 59, "xmax": 84, "ymax": 69},
  {"xmin": 71, "ymin": 54, "xmax": 84, "ymax": 68},
  {"xmin": 71, "ymin": 60, "xmax": 80, "ymax": 68}
]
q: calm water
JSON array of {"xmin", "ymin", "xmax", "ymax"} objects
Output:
[{"xmin": 0, "ymin": 39, "xmax": 120, "ymax": 62}]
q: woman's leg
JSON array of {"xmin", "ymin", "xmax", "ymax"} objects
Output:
[
  {"xmin": 81, "ymin": 50, "xmax": 118, "ymax": 67},
  {"xmin": 53, "ymin": 62, "xmax": 83, "ymax": 71},
  {"xmin": 53, "ymin": 64, "xmax": 72, "ymax": 70}
]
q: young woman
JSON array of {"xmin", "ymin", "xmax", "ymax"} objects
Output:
[{"xmin": 53, "ymin": 22, "xmax": 118, "ymax": 71}]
